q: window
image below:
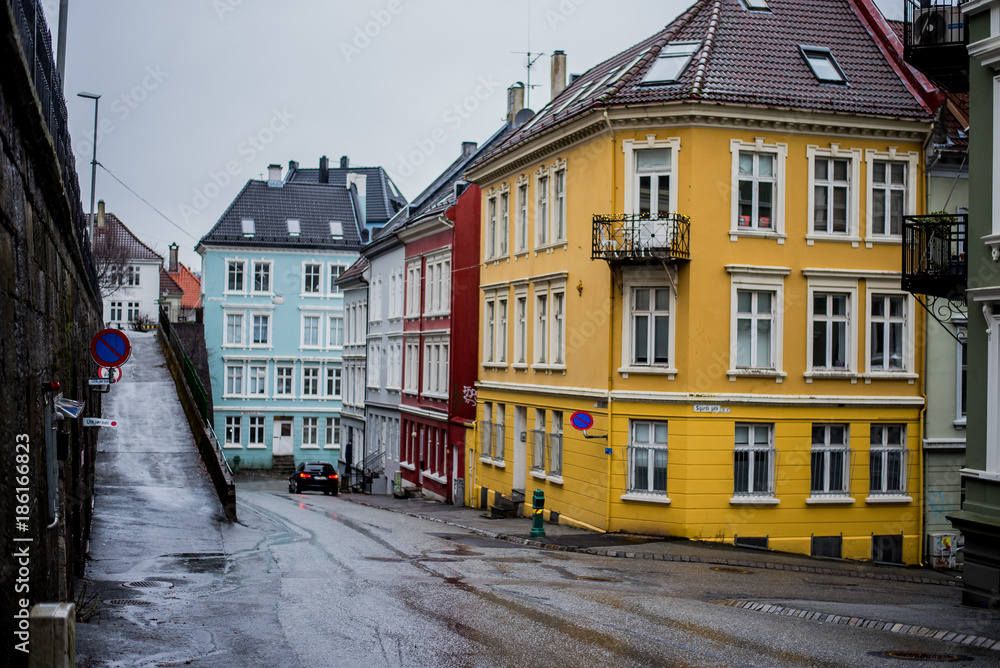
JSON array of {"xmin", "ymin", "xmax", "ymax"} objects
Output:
[
  {"xmin": 628, "ymin": 421, "xmax": 668, "ymax": 495},
  {"xmin": 812, "ymin": 293, "xmax": 849, "ymax": 370},
  {"xmin": 276, "ymin": 366, "xmax": 293, "ymax": 396},
  {"xmin": 224, "ymin": 416, "xmax": 241, "ymax": 447},
  {"xmin": 734, "ymin": 423, "xmax": 774, "ymax": 497},
  {"xmin": 813, "ymin": 158, "xmax": 850, "ymax": 234},
  {"xmin": 325, "ymin": 417, "xmax": 340, "ymax": 448},
  {"xmin": 126, "ymin": 265, "xmax": 140, "ymax": 286},
  {"xmin": 252, "ymin": 314, "xmax": 270, "ymax": 345},
  {"xmin": 302, "ymin": 417, "xmax": 318, "ymax": 448},
  {"xmin": 127, "ymin": 302, "xmax": 140, "ymax": 322},
  {"xmin": 424, "ymin": 253, "xmax": 451, "ymax": 314},
  {"xmin": 486, "ymin": 195, "xmax": 498, "ymax": 259},
  {"xmin": 484, "ymin": 298, "xmax": 496, "ymax": 363},
  {"xmin": 110, "ymin": 302, "xmax": 122, "ymax": 322},
  {"xmin": 869, "ymin": 424, "xmax": 907, "ymax": 495},
  {"xmin": 870, "ymin": 162, "xmax": 905, "ymax": 237},
  {"xmin": 242, "ymin": 218, "xmax": 255, "ymax": 236},
  {"xmin": 480, "ymin": 403, "xmax": 506, "ymax": 461},
  {"xmin": 536, "ymin": 174, "xmax": 549, "ymax": 245},
  {"xmin": 304, "ymin": 263, "xmax": 322, "ymax": 294},
  {"xmin": 389, "ymin": 269, "xmax": 403, "ymax": 318},
  {"xmin": 736, "ymin": 290, "xmax": 774, "ymax": 369},
  {"xmin": 636, "ymin": 149, "xmax": 671, "ymax": 217},
  {"xmin": 810, "ymin": 424, "xmax": 850, "ymax": 496},
  {"xmin": 249, "ymin": 364, "xmax": 267, "ymax": 396},
  {"xmin": 516, "ymin": 181, "xmax": 529, "ymax": 252},
  {"xmin": 226, "ymin": 364, "xmax": 243, "ymax": 396},
  {"xmin": 514, "ymin": 294, "xmax": 528, "ymax": 366},
  {"xmin": 328, "ymin": 316, "xmax": 344, "ymax": 348},
  {"xmin": 367, "ymin": 340, "xmax": 382, "ymax": 388},
  {"xmin": 631, "ymin": 287, "xmax": 671, "ymax": 367},
  {"xmin": 800, "ymin": 46, "xmax": 847, "ymax": 84},
  {"xmin": 329, "ymin": 264, "xmax": 346, "ymax": 293},
  {"xmin": 302, "ymin": 315, "xmax": 320, "ymax": 347},
  {"xmin": 404, "ymin": 339, "xmax": 420, "ymax": 393},
  {"xmin": 225, "ymin": 313, "xmax": 244, "ymax": 345},
  {"xmin": 370, "ymin": 274, "xmax": 382, "ymax": 323},
  {"xmin": 286, "ymin": 219, "xmax": 301, "ymax": 235},
  {"xmin": 554, "ymin": 169, "xmax": 566, "ymax": 241},
  {"xmin": 500, "ymin": 191, "xmax": 510, "ymax": 255},
  {"xmin": 329, "ymin": 221, "xmax": 343, "ymax": 240},
  {"xmin": 548, "ymin": 412, "xmax": 563, "ymax": 477},
  {"xmin": 326, "ymin": 367, "xmax": 342, "ymax": 397},
  {"xmin": 406, "ymin": 260, "xmax": 421, "ymax": 317},
  {"xmin": 387, "ymin": 340, "xmax": 402, "ymax": 391},
  {"xmin": 640, "ymin": 41, "xmax": 700, "ymax": 84},
  {"xmin": 302, "ymin": 367, "xmax": 319, "ymax": 396},
  {"xmin": 422, "ymin": 337, "xmax": 449, "ymax": 398},
  {"xmin": 531, "ymin": 409, "xmax": 546, "ymax": 471},
  {"xmin": 870, "ymin": 294, "xmax": 905, "ymax": 371},
  {"xmin": 227, "ymin": 261, "xmax": 245, "ymax": 292},
  {"xmin": 249, "ymin": 417, "xmax": 264, "ymax": 447},
  {"xmin": 737, "ymin": 153, "xmax": 775, "ymax": 230},
  {"xmin": 535, "ymin": 292, "xmax": 548, "ymax": 364},
  {"xmin": 957, "ymin": 327, "xmax": 967, "ymax": 423},
  {"xmin": 253, "ymin": 262, "xmax": 270, "ymax": 293},
  {"xmin": 497, "ymin": 296, "xmax": 508, "ymax": 364},
  {"xmin": 552, "ymin": 291, "xmax": 565, "ymax": 365}
]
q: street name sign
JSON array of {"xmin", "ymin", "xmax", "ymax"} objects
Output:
[{"xmin": 83, "ymin": 418, "xmax": 118, "ymax": 427}]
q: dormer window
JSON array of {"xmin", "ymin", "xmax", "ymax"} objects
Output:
[
  {"xmin": 640, "ymin": 42, "xmax": 701, "ymax": 85},
  {"xmin": 800, "ymin": 46, "xmax": 847, "ymax": 84},
  {"xmin": 741, "ymin": 0, "xmax": 769, "ymax": 10},
  {"xmin": 329, "ymin": 221, "xmax": 343, "ymax": 240},
  {"xmin": 287, "ymin": 219, "xmax": 301, "ymax": 236},
  {"xmin": 241, "ymin": 218, "xmax": 255, "ymax": 236}
]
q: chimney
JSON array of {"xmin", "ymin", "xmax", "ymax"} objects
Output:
[
  {"xmin": 507, "ymin": 82, "xmax": 525, "ymax": 124},
  {"xmin": 169, "ymin": 243, "xmax": 179, "ymax": 273},
  {"xmin": 97, "ymin": 200, "xmax": 105, "ymax": 229},
  {"xmin": 267, "ymin": 164, "xmax": 282, "ymax": 185},
  {"xmin": 551, "ymin": 50, "xmax": 567, "ymax": 100},
  {"xmin": 461, "ymin": 141, "xmax": 478, "ymax": 158},
  {"xmin": 340, "ymin": 155, "xmax": 349, "ymax": 169},
  {"xmin": 288, "ymin": 159, "xmax": 299, "ymax": 173},
  {"xmin": 319, "ymin": 155, "xmax": 329, "ymax": 184}
]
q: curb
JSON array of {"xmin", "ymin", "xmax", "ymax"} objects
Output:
[{"xmin": 341, "ymin": 496, "xmax": 961, "ymax": 588}]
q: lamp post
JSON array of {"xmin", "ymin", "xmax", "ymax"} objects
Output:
[{"xmin": 77, "ymin": 91, "xmax": 100, "ymax": 245}]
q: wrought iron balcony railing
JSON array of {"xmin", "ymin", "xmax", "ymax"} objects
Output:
[
  {"xmin": 902, "ymin": 213, "xmax": 967, "ymax": 300},
  {"xmin": 592, "ymin": 213, "xmax": 691, "ymax": 263},
  {"xmin": 903, "ymin": 0, "xmax": 969, "ymax": 93}
]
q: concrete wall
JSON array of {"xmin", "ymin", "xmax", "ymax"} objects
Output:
[{"xmin": 0, "ymin": 0, "xmax": 103, "ymax": 651}]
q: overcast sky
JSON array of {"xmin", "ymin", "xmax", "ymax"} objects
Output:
[{"xmin": 48, "ymin": 0, "xmax": 901, "ymax": 271}]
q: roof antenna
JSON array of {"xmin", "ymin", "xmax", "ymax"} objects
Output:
[{"xmin": 511, "ymin": 0, "xmax": 544, "ymax": 109}]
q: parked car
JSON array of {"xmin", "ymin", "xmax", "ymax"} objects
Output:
[{"xmin": 288, "ymin": 462, "xmax": 339, "ymax": 495}]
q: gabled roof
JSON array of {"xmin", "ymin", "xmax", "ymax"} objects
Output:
[
  {"xmin": 167, "ymin": 262, "xmax": 202, "ymax": 309},
  {"xmin": 197, "ymin": 180, "xmax": 362, "ymax": 251},
  {"xmin": 285, "ymin": 165, "xmax": 407, "ymax": 224},
  {"xmin": 476, "ymin": 0, "xmax": 934, "ymax": 167},
  {"xmin": 159, "ymin": 268, "xmax": 183, "ymax": 296},
  {"xmin": 335, "ymin": 256, "xmax": 369, "ymax": 286},
  {"xmin": 93, "ymin": 213, "xmax": 162, "ymax": 262}
]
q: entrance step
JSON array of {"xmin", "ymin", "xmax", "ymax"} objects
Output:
[{"xmin": 272, "ymin": 455, "xmax": 295, "ymax": 477}]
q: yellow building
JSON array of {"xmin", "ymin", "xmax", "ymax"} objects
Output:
[{"xmin": 465, "ymin": 0, "xmax": 942, "ymax": 564}]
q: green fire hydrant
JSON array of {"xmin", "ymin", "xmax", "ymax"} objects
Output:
[
  {"xmin": 530, "ymin": 488, "xmax": 546, "ymax": 538},
  {"xmin": 232, "ymin": 455, "xmax": 241, "ymax": 473}
]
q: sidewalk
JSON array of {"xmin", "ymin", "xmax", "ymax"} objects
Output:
[{"xmin": 341, "ymin": 492, "xmax": 961, "ymax": 588}]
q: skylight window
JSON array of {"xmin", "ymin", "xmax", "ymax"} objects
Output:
[
  {"xmin": 241, "ymin": 218, "xmax": 255, "ymax": 236},
  {"xmin": 742, "ymin": 0, "xmax": 769, "ymax": 10},
  {"xmin": 640, "ymin": 42, "xmax": 701, "ymax": 85},
  {"xmin": 800, "ymin": 46, "xmax": 847, "ymax": 84},
  {"xmin": 329, "ymin": 221, "xmax": 343, "ymax": 239},
  {"xmin": 286, "ymin": 219, "xmax": 301, "ymax": 236}
]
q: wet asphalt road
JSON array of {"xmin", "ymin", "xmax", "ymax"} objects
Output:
[{"xmin": 75, "ymin": 336, "xmax": 1000, "ymax": 667}]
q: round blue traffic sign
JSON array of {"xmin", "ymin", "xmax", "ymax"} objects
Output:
[
  {"xmin": 570, "ymin": 411, "xmax": 594, "ymax": 431},
  {"xmin": 91, "ymin": 329, "xmax": 131, "ymax": 368}
]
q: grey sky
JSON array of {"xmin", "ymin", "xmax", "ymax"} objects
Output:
[{"xmin": 50, "ymin": 0, "xmax": 902, "ymax": 270}]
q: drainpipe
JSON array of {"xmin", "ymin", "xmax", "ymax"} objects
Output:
[{"xmin": 604, "ymin": 108, "xmax": 616, "ymax": 533}]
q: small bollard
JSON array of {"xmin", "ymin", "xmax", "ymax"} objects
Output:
[{"xmin": 530, "ymin": 488, "xmax": 546, "ymax": 538}]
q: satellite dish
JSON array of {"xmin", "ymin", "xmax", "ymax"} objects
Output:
[{"xmin": 514, "ymin": 108, "xmax": 535, "ymax": 128}]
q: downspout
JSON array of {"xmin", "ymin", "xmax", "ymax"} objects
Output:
[{"xmin": 604, "ymin": 108, "xmax": 616, "ymax": 533}]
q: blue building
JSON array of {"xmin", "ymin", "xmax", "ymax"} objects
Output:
[{"xmin": 197, "ymin": 157, "xmax": 406, "ymax": 469}]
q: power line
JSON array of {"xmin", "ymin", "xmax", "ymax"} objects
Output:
[{"xmin": 97, "ymin": 162, "xmax": 199, "ymax": 242}]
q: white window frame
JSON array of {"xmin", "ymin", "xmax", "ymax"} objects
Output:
[
  {"xmin": 252, "ymin": 260, "xmax": 272, "ymax": 295},
  {"xmin": 249, "ymin": 311, "xmax": 272, "ymax": 348},
  {"xmin": 327, "ymin": 314, "xmax": 344, "ymax": 349},
  {"xmin": 224, "ymin": 416, "xmax": 242, "ymax": 448},
  {"xmin": 370, "ymin": 274, "xmax": 383, "ymax": 324},
  {"xmin": 513, "ymin": 288, "xmax": 528, "ymax": 369},
  {"xmin": 867, "ymin": 424, "xmax": 910, "ymax": 500},
  {"xmin": 485, "ymin": 190, "xmax": 498, "ymax": 260},
  {"xmin": 386, "ymin": 338, "xmax": 402, "ymax": 392},
  {"xmin": 623, "ymin": 136, "xmax": 681, "ymax": 218},
  {"xmin": 389, "ymin": 268, "xmax": 404, "ymax": 319},
  {"xmin": 727, "ymin": 266, "xmax": 788, "ymax": 380},
  {"xmin": 806, "ymin": 144, "xmax": 863, "ymax": 244},
  {"xmin": 423, "ymin": 251, "xmax": 451, "ymax": 316},
  {"xmin": 421, "ymin": 336, "xmax": 449, "ymax": 399},
  {"xmin": 302, "ymin": 261, "xmax": 323, "ymax": 295},
  {"xmin": 301, "ymin": 313, "xmax": 322, "ymax": 349},
  {"xmin": 732, "ymin": 423, "xmax": 777, "ymax": 502},
  {"xmin": 620, "ymin": 272, "xmax": 677, "ymax": 377},
  {"xmin": 328, "ymin": 263, "xmax": 348, "ymax": 294},
  {"xmin": 515, "ymin": 176, "xmax": 529, "ymax": 254},
  {"xmin": 325, "ymin": 417, "xmax": 340, "ymax": 449},
  {"xmin": 553, "ymin": 164, "xmax": 566, "ymax": 243},
  {"xmin": 500, "ymin": 188, "xmax": 511, "ymax": 256},
  {"xmin": 248, "ymin": 416, "xmax": 265, "ymax": 448},
  {"xmin": 531, "ymin": 279, "xmax": 567, "ymax": 371},
  {"xmin": 275, "ymin": 365, "xmax": 294, "ymax": 397},
  {"xmin": 956, "ymin": 324, "xmax": 967, "ymax": 426},
  {"xmin": 301, "ymin": 365, "xmax": 320, "ymax": 397},
  {"xmin": 535, "ymin": 169, "xmax": 550, "ymax": 247},
  {"xmin": 864, "ymin": 279, "xmax": 916, "ymax": 378},
  {"xmin": 326, "ymin": 366, "xmax": 342, "ymax": 398},
  {"xmin": 367, "ymin": 340, "xmax": 382, "ymax": 389},
  {"xmin": 864, "ymin": 149, "xmax": 918, "ymax": 245},
  {"xmin": 302, "ymin": 417, "xmax": 319, "ymax": 449},
  {"xmin": 248, "ymin": 364, "xmax": 268, "ymax": 397},
  {"xmin": 804, "ymin": 273, "xmax": 860, "ymax": 380},
  {"xmin": 223, "ymin": 311, "xmax": 245, "ymax": 347},
  {"xmin": 225, "ymin": 363, "xmax": 244, "ymax": 397},
  {"xmin": 729, "ymin": 138, "xmax": 787, "ymax": 240},
  {"xmin": 225, "ymin": 259, "xmax": 246, "ymax": 294},
  {"xmin": 406, "ymin": 259, "xmax": 421, "ymax": 318},
  {"xmin": 404, "ymin": 338, "xmax": 420, "ymax": 395},
  {"xmin": 622, "ymin": 420, "xmax": 670, "ymax": 503},
  {"xmin": 808, "ymin": 424, "xmax": 852, "ymax": 502}
]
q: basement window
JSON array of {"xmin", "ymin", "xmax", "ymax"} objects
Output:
[
  {"xmin": 640, "ymin": 42, "xmax": 701, "ymax": 85},
  {"xmin": 241, "ymin": 218, "xmax": 255, "ymax": 236},
  {"xmin": 286, "ymin": 219, "xmax": 301, "ymax": 236},
  {"xmin": 800, "ymin": 46, "xmax": 847, "ymax": 84}
]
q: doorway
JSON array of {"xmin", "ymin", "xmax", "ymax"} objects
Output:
[{"xmin": 273, "ymin": 417, "xmax": 293, "ymax": 456}]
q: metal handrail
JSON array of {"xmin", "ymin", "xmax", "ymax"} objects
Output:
[{"xmin": 592, "ymin": 212, "xmax": 691, "ymax": 262}]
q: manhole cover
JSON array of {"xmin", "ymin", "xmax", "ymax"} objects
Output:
[
  {"xmin": 573, "ymin": 576, "xmax": 621, "ymax": 582},
  {"xmin": 105, "ymin": 599, "xmax": 154, "ymax": 606},
  {"xmin": 869, "ymin": 651, "xmax": 971, "ymax": 662},
  {"xmin": 712, "ymin": 566, "xmax": 752, "ymax": 574},
  {"xmin": 125, "ymin": 581, "xmax": 172, "ymax": 589}
]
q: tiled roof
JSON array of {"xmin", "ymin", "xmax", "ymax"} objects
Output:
[
  {"xmin": 159, "ymin": 268, "xmax": 183, "ymax": 295},
  {"xmin": 167, "ymin": 262, "xmax": 202, "ymax": 309},
  {"xmin": 197, "ymin": 180, "xmax": 362, "ymax": 250},
  {"xmin": 477, "ymin": 0, "xmax": 934, "ymax": 167},
  {"xmin": 93, "ymin": 213, "xmax": 162, "ymax": 262},
  {"xmin": 285, "ymin": 165, "xmax": 407, "ymax": 223},
  {"xmin": 336, "ymin": 256, "xmax": 369, "ymax": 285}
]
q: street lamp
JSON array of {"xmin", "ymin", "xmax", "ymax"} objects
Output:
[{"xmin": 77, "ymin": 91, "xmax": 100, "ymax": 245}]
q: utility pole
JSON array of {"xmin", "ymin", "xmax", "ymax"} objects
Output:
[{"xmin": 56, "ymin": 0, "xmax": 69, "ymax": 86}]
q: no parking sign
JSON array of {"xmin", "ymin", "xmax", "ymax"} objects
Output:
[{"xmin": 90, "ymin": 329, "xmax": 131, "ymax": 368}]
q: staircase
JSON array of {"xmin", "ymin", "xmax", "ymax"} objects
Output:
[
  {"xmin": 490, "ymin": 489, "xmax": 525, "ymax": 519},
  {"xmin": 272, "ymin": 455, "xmax": 295, "ymax": 477}
]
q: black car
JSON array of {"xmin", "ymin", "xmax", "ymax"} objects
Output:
[{"xmin": 288, "ymin": 462, "xmax": 339, "ymax": 495}]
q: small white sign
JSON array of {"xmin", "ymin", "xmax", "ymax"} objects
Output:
[
  {"xmin": 83, "ymin": 418, "xmax": 119, "ymax": 427},
  {"xmin": 693, "ymin": 404, "xmax": 731, "ymax": 414},
  {"xmin": 88, "ymin": 378, "xmax": 111, "ymax": 386}
]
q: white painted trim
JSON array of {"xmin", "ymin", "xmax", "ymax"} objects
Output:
[
  {"xmin": 802, "ymin": 268, "xmax": 901, "ymax": 279},
  {"xmin": 864, "ymin": 495, "xmax": 914, "ymax": 504},
  {"xmin": 729, "ymin": 497, "xmax": 779, "ymax": 505},
  {"xmin": 728, "ymin": 269, "xmax": 785, "ymax": 375},
  {"xmin": 608, "ymin": 390, "xmax": 925, "ymax": 407},
  {"xmin": 806, "ymin": 144, "xmax": 863, "ymax": 239},
  {"xmin": 805, "ymin": 496, "xmax": 855, "ymax": 505},
  {"xmin": 477, "ymin": 380, "xmax": 609, "ymax": 400},
  {"xmin": 622, "ymin": 135, "xmax": 681, "ymax": 217},
  {"xmin": 621, "ymin": 493, "xmax": 672, "ymax": 505},
  {"xmin": 864, "ymin": 279, "xmax": 917, "ymax": 375},
  {"xmin": 729, "ymin": 137, "xmax": 787, "ymax": 237},
  {"xmin": 805, "ymin": 275, "xmax": 859, "ymax": 375},
  {"xmin": 863, "ymin": 149, "xmax": 919, "ymax": 242}
]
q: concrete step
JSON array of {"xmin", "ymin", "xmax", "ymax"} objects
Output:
[{"xmin": 272, "ymin": 455, "xmax": 295, "ymax": 477}]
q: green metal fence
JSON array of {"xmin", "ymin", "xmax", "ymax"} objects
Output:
[{"xmin": 159, "ymin": 308, "xmax": 211, "ymax": 425}]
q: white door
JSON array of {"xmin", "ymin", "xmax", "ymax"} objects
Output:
[
  {"xmin": 273, "ymin": 418, "xmax": 293, "ymax": 456},
  {"xmin": 513, "ymin": 406, "xmax": 526, "ymax": 491}
]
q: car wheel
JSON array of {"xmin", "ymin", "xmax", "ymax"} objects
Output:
[{"xmin": 290, "ymin": 481, "xmax": 298, "ymax": 494}]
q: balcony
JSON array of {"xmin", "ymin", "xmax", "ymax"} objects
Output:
[
  {"xmin": 592, "ymin": 213, "xmax": 691, "ymax": 263},
  {"xmin": 903, "ymin": 0, "xmax": 969, "ymax": 92},
  {"xmin": 902, "ymin": 213, "xmax": 967, "ymax": 300}
]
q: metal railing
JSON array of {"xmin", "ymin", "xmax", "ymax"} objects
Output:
[
  {"xmin": 903, "ymin": 0, "xmax": 970, "ymax": 92},
  {"xmin": 205, "ymin": 420, "xmax": 235, "ymax": 485},
  {"xmin": 902, "ymin": 213, "xmax": 967, "ymax": 300},
  {"xmin": 160, "ymin": 308, "xmax": 212, "ymax": 424},
  {"xmin": 592, "ymin": 213, "xmax": 691, "ymax": 262}
]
